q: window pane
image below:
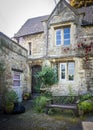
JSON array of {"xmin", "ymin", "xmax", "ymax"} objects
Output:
[
  {"xmin": 13, "ymin": 73, "xmax": 21, "ymax": 87},
  {"xmin": 64, "ymin": 27, "xmax": 70, "ymax": 45},
  {"xmin": 64, "ymin": 34, "xmax": 70, "ymax": 39},
  {"xmin": 68, "ymin": 62, "xmax": 74, "ymax": 80},
  {"xmin": 64, "ymin": 40, "xmax": 70, "ymax": 45},
  {"xmin": 56, "ymin": 29, "xmax": 62, "ymax": 45},
  {"xmin": 64, "ymin": 28, "xmax": 70, "ymax": 33},
  {"xmin": 14, "ymin": 74, "xmax": 20, "ymax": 79},
  {"xmin": 61, "ymin": 64, "xmax": 66, "ymax": 79},
  {"xmin": 13, "ymin": 80, "xmax": 20, "ymax": 86}
]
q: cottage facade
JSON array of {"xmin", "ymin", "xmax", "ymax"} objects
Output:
[
  {"xmin": 0, "ymin": 32, "xmax": 31, "ymax": 105},
  {"xmin": 14, "ymin": 0, "xmax": 93, "ymax": 95}
]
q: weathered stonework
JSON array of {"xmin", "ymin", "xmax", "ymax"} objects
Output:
[
  {"xmin": 0, "ymin": 33, "xmax": 31, "ymax": 103},
  {"xmin": 19, "ymin": 33, "xmax": 46, "ymax": 58},
  {"xmin": 14, "ymin": 0, "xmax": 93, "ymax": 96}
]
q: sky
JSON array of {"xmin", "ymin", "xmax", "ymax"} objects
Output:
[{"xmin": 0, "ymin": 0, "xmax": 60, "ymax": 37}]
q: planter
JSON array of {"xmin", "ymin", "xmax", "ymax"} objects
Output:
[
  {"xmin": 3, "ymin": 90, "xmax": 18, "ymax": 114},
  {"xmin": 23, "ymin": 96, "xmax": 28, "ymax": 100},
  {"xmin": 23, "ymin": 93, "xmax": 30, "ymax": 100},
  {"xmin": 4, "ymin": 103, "xmax": 14, "ymax": 114}
]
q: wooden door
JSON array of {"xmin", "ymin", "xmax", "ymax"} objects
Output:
[{"xmin": 32, "ymin": 65, "xmax": 41, "ymax": 93}]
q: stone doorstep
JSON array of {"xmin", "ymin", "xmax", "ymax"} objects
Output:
[{"xmin": 82, "ymin": 121, "xmax": 93, "ymax": 130}]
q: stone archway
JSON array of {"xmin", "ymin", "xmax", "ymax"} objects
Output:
[{"xmin": 31, "ymin": 65, "xmax": 42, "ymax": 94}]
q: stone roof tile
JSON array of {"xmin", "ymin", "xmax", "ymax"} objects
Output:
[{"xmin": 15, "ymin": 15, "xmax": 49, "ymax": 37}]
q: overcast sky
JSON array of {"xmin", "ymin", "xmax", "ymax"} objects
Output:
[{"xmin": 0, "ymin": 0, "xmax": 60, "ymax": 37}]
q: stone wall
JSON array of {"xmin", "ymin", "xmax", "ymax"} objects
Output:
[
  {"xmin": 47, "ymin": 0, "xmax": 78, "ymax": 58},
  {"xmin": 44, "ymin": 57, "xmax": 86, "ymax": 96},
  {"xmin": 45, "ymin": 1, "xmax": 93, "ymax": 95},
  {"xmin": 0, "ymin": 33, "xmax": 31, "ymax": 103},
  {"xmin": 12, "ymin": 0, "xmax": 93, "ymax": 96},
  {"xmin": 19, "ymin": 33, "xmax": 46, "ymax": 59}
]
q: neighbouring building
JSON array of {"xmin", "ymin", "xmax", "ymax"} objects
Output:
[
  {"xmin": 0, "ymin": 32, "xmax": 31, "ymax": 105},
  {"xmin": 14, "ymin": 0, "xmax": 93, "ymax": 96}
]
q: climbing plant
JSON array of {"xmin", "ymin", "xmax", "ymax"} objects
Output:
[{"xmin": 77, "ymin": 41, "xmax": 93, "ymax": 63}]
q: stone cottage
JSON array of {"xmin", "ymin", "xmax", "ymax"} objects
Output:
[
  {"xmin": 14, "ymin": 0, "xmax": 93, "ymax": 96},
  {"xmin": 0, "ymin": 32, "xmax": 31, "ymax": 104}
]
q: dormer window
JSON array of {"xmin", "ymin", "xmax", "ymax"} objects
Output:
[{"xmin": 55, "ymin": 27, "xmax": 70, "ymax": 46}]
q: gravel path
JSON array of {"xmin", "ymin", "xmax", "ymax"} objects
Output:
[{"xmin": 0, "ymin": 100, "xmax": 93, "ymax": 130}]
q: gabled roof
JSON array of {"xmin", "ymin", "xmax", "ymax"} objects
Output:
[
  {"xmin": 77, "ymin": 5, "xmax": 93, "ymax": 26},
  {"xmin": 14, "ymin": 0, "xmax": 93, "ymax": 38},
  {"xmin": 15, "ymin": 15, "xmax": 49, "ymax": 37}
]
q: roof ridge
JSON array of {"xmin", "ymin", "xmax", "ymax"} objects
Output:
[{"xmin": 27, "ymin": 15, "xmax": 49, "ymax": 21}]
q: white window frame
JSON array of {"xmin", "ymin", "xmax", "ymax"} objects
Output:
[
  {"xmin": 60, "ymin": 62, "xmax": 75, "ymax": 81},
  {"xmin": 55, "ymin": 26, "xmax": 70, "ymax": 46},
  {"xmin": 60, "ymin": 63, "xmax": 67, "ymax": 81},
  {"xmin": 13, "ymin": 72, "xmax": 21, "ymax": 88},
  {"xmin": 68, "ymin": 62, "xmax": 75, "ymax": 81}
]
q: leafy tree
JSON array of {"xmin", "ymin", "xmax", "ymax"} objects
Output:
[
  {"xmin": 35, "ymin": 66, "xmax": 58, "ymax": 88},
  {"xmin": 70, "ymin": 0, "xmax": 93, "ymax": 8}
]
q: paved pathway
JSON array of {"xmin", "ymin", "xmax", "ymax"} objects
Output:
[
  {"xmin": 68, "ymin": 116, "xmax": 93, "ymax": 130},
  {"xmin": 0, "ymin": 99, "xmax": 93, "ymax": 130}
]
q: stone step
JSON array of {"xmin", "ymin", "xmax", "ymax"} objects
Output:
[{"xmin": 82, "ymin": 121, "xmax": 93, "ymax": 130}]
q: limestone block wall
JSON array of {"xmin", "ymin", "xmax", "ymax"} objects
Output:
[
  {"xmin": 47, "ymin": 22, "xmax": 77, "ymax": 57},
  {"xmin": 0, "ymin": 34, "xmax": 31, "ymax": 102},
  {"xmin": 49, "ymin": 56, "xmax": 93, "ymax": 96},
  {"xmin": 44, "ymin": 57, "xmax": 88, "ymax": 96},
  {"xmin": 19, "ymin": 33, "xmax": 46, "ymax": 58},
  {"xmin": 47, "ymin": 0, "xmax": 78, "ymax": 57}
]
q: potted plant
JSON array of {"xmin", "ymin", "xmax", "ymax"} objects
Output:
[
  {"xmin": 35, "ymin": 66, "xmax": 58, "ymax": 93},
  {"xmin": 23, "ymin": 92, "xmax": 30, "ymax": 100},
  {"xmin": 3, "ymin": 90, "xmax": 18, "ymax": 114}
]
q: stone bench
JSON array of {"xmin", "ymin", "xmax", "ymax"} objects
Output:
[{"xmin": 46, "ymin": 96, "xmax": 79, "ymax": 116}]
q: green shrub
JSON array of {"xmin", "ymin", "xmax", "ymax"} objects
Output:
[
  {"xmin": 34, "ymin": 96, "xmax": 50, "ymax": 113},
  {"xmin": 79, "ymin": 92, "xmax": 92, "ymax": 102},
  {"xmin": 35, "ymin": 66, "xmax": 58, "ymax": 88},
  {"xmin": 41, "ymin": 90, "xmax": 52, "ymax": 98},
  {"xmin": 78, "ymin": 100, "xmax": 93, "ymax": 113},
  {"xmin": 4, "ymin": 90, "xmax": 18, "ymax": 106}
]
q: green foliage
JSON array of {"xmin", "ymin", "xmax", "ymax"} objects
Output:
[
  {"xmin": 41, "ymin": 90, "xmax": 52, "ymax": 98},
  {"xmin": 79, "ymin": 92, "xmax": 92, "ymax": 102},
  {"xmin": 34, "ymin": 96, "xmax": 50, "ymax": 113},
  {"xmin": 78, "ymin": 100, "xmax": 93, "ymax": 113},
  {"xmin": 4, "ymin": 90, "xmax": 18, "ymax": 106},
  {"xmin": 68, "ymin": 85, "xmax": 74, "ymax": 96},
  {"xmin": 35, "ymin": 66, "xmax": 58, "ymax": 88}
]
